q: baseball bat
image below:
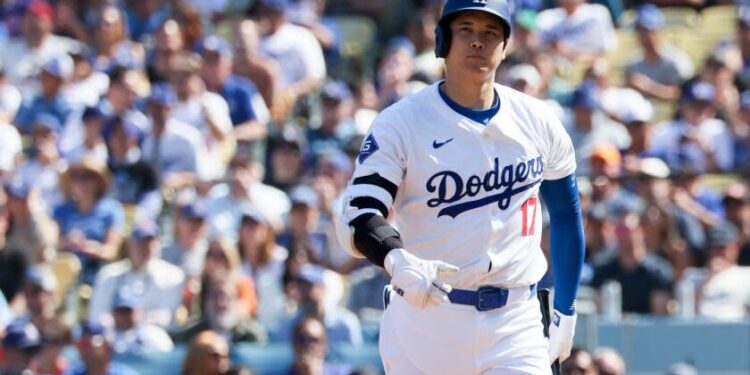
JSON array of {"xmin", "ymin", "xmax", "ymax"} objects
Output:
[{"xmin": 537, "ymin": 288, "xmax": 562, "ymax": 375}]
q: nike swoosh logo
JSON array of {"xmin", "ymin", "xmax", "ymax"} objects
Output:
[{"xmin": 433, "ymin": 138, "xmax": 454, "ymax": 149}]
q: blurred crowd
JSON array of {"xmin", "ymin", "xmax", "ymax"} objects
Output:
[{"xmin": 0, "ymin": 0, "xmax": 749, "ymax": 374}]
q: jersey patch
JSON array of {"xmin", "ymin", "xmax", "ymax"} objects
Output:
[{"xmin": 358, "ymin": 134, "xmax": 380, "ymax": 164}]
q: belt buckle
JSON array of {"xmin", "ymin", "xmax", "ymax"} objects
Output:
[{"xmin": 476, "ymin": 286, "xmax": 509, "ymax": 312}]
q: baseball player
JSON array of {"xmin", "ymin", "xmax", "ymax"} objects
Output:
[{"xmin": 335, "ymin": 0, "xmax": 585, "ymax": 374}]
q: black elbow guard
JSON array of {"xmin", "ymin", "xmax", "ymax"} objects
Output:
[{"xmin": 350, "ymin": 213, "xmax": 403, "ymax": 268}]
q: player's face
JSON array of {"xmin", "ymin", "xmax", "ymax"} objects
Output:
[{"xmin": 446, "ymin": 11, "xmax": 506, "ymax": 79}]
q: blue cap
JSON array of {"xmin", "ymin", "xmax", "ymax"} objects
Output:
[
  {"xmin": 386, "ymin": 36, "xmax": 416, "ymax": 57},
  {"xmin": 25, "ymin": 265, "xmax": 58, "ymax": 291},
  {"xmin": 5, "ymin": 178, "xmax": 32, "ymax": 198},
  {"xmin": 2, "ymin": 320, "xmax": 42, "ymax": 349},
  {"xmin": 706, "ymin": 224, "xmax": 739, "ymax": 247},
  {"xmin": 321, "ymin": 81, "xmax": 352, "ymax": 102},
  {"xmin": 82, "ymin": 106, "xmax": 105, "ymax": 121},
  {"xmin": 78, "ymin": 321, "xmax": 111, "ymax": 343},
  {"xmin": 196, "ymin": 35, "xmax": 233, "ymax": 58},
  {"xmin": 572, "ymin": 84, "xmax": 600, "ymax": 109},
  {"xmin": 635, "ymin": 4, "xmax": 664, "ymax": 30},
  {"xmin": 32, "ymin": 113, "xmax": 62, "ymax": 134},
  {"xmin": 289, "ymin": 186, "xmax": 320, "ymax": 208},
  {"xmin": 298, "ymin": 264, "xmax": 325, "ymax": 286},
  {"xmin": 180, "ymin": 201, "xmax": 208, "ymax": 220},
  {"xmin": 131, "ymin": 220, "xmax": 159, "ymax": 240},
  {"xmin": 42, "ymin": 54, "xmax": 74, "ymax": 80},
  {"xmin": 682, "ymin": 81, "xmax": 715, "ymax": 103},
  {"xmin": 260, "ymin": 0, "xmax": 290, "ymax": 11},
  {"xmin": 320, "ymin": 149, "xmax": 353, "ymax": 173},
  {"xmin": 113, "ymin": 288, "xmax": 144, "ymax": 310},
  {"xmin": 148, "ymin": 83, "xmax": 177, "ymax": 106}
]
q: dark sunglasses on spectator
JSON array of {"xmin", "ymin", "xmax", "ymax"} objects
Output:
[{"xmin": 294, "ymin": 334, "xmax": 323, "ymax": 346}]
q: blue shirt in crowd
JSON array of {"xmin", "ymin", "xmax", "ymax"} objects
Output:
[
  {"xmin": 220, "ymin": 74, "xmax": 264, "ymax": 126},
  {"xmin": 14, "ymin": 94, "xmax": 74, "ymax": 134}
]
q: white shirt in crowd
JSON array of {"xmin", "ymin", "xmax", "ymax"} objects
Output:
[
  {"xmin": 260, "ymin": 23, "xmax": 326, "ymax": 89},
  {"xmin": 206, "ymin": 183, "xmax": 291, "ymax": 239},
  {"xmin": 698, "ymin": 266, "xmax": 750, "ymax": 321},
  {"xmin": 538, "ymin": 3, "xmax": 617, "ymax": 55},
  {"xmin": 0, "ymin": 35, "xmax": 80, "ymax": 97},
  {"xmin": 0, "ymin": 123, "xmax": 22, "ymax": 176},
  {"xmin": 141, "ymin": 118, "xmax": 212, "ymax": 182}
]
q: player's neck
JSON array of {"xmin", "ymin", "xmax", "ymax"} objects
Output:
[{"xmin": 441, "ymin": 78, "xmax": 496, "ymax": 110}]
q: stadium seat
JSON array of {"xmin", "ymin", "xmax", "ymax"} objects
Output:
[
  {"xmin": 112, "ymin": 347, "xmax": 188, "ymax": 375},
  {"xmin": 328, "ymin": 343, "xmax": 383, "ymax": 373},
  {"xmin": 232, "ymin": 343, "xmax": 294, "ymax": 375}
]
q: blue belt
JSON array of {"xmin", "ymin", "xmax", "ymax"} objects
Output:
[{"xmin": 448, "ymin": 284, "xmax": 537, "ymax": 311}]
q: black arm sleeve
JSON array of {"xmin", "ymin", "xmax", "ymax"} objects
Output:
[{"xmin": 350, "ymin": 213, "xmax": 403, "ymax": 268}]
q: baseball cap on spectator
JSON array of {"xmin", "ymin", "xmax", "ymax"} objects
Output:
[
  {"xmin": 240, "ymin": 205, "xmax": 268, "ymax": 225},
  {"xmin": 25, "ymin": 265, "xmax": 58, "ymax": 292},
  {"xmin": 507, "ymin": 64, "xmax": 541, "ymax": 88},
  {"xmin": 32, "ymin": 113, "xmax": 63, "ymax": 134},
  {"xmin": 386, "ymin": 36, "xmax": 416, "ymax": 57},
  {"xmin": 42, "ymin": 54, "xmax": 74, "ymax": 81},
  {"xmin": 76, "ymin": 321, "xmax": 113, "ymax": 348},
  {"xmin": 113, "ymin": 288, "xmax": 144, "ymax": 310},
  {"xmin": 638, "ymin": 157, "xmax": 670, "ymax": 179},
  {"xmin": 321, "ymin": 81, "xmax": 353, "ymax": 103},
  {"xmin": 298, "ymin": 264, "xmax": 325, "ymax": 286},
  {"xmin": 635, "ymin": 4, "xmax": 664, "ymax": 30},
  {"xmin": 319, "ymin": 149, "xmax": 353, "ymax": 175},
  {"xmin": 591, "ymin": 143, "xmax": 622, "ymax": 167},
  {"xmin": 148, "ymin": 83, "xmax": 177, "ymax": 106},
  {"xmin": 26, "ymin": 0, "xmax": 53, "ymax": 19},
  {"xmin": 706, "ymin": 224, "xmax": 739, "ymax": 248},
  {"xmin": 289, "ymin": 186, "xmax": 320, "ymax": 208},
  {"xmin": 60, "ymin": 158, "xmax": 111, "ymax": 199},
  {"xmin": 259, "ymin": 0, "xmax": 291, "ymax": 12},
  {"xmin": 180, "ymin": 201, "xmax": 208, "ymax": 221},
  {"xmin": 197, "ymin": 35, "xmax": 233, "ymax": 58},
  {"xmin": 4, "ymin": 178, "xmax": 32, "ymax": 199},
  {"xmin": 131, "ymin": 219, "xmax": 159, "ymax": 241},
  {"xmin": 2, "ymin": 320, "xmax": 42, "ymax": 350},
  {"xmin": 82, "ymin": 106, "xmax": 105, "ymax": 122},
  {"xmin": 514, "ymin": 10, "xmax": 538, "ymax": 31},
  {"xmin": 572, "ymin": 84, "xmax": 600, "ymax": 109},
  {"xmin": 681, "ymin": 81, "xmax": 715, "ymax": 103}
]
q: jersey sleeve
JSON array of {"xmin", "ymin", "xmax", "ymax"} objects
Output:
[{"xmin": 540, "ymin": 103, "xmax": 577, "ymax": 180}]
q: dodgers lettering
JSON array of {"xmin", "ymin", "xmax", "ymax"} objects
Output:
[{"xmin": 426, "ymin": 156, "xmax": 544, "ymax": 218}]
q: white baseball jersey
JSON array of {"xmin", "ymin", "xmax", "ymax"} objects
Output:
[{"xmin": 345, "ymin": 82, "xmax": 576, "ymax": 290}]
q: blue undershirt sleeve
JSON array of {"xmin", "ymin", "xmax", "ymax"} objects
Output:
[{"xmin": 539, "ymin": 174, "xmax": 585, "ymax": 316}]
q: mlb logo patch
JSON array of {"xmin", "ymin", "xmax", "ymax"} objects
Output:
[{"xmin": 358, "ymin": 133, "xmax": 380, "ymax": 164}]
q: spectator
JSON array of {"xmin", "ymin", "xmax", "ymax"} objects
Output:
[
  {"xmin": 147, "ymin": 19, "xmax": 185, "ymax": 83},
  {"xmin": 266, "ymin": 133, "xmax": 307, "ymax": 192},
  {"xmin": 198, "ymin": 35, "xmax": 270, "ymax": 146},
  {"xmin": 4, "ymin": 179, "xmax": 58, "ymax": 263},
  {"xmin": 505, "ymin": 64, "xmax": 544, "ymax": 99},
  {"xmin": 404, "ymin": 11, "xmax": 442, "ymax": 83},
  {"xmin": 273, "ymin": 317, "xmax": 352, "ymax": 375},
  {"xmin": 0, "ymin": 0, "xmax": 80, "ymax": 96},
  {"xmin": 64, "ymin": 322, "xmax": 138, "ymax": 375},
  {"xmin": 99, "ymin": 67, "xmax": 148, "ymax": 131},
  {"xmin": 32, "ymin": 317, "xmax": 72, "ymax": 375},
  {"xmin": 502, "ymin": 10, "xmax": 540, "ymax": 69},
  {"xmin": 736, "ymin": 8, "xmax": 750, "ymax": 92},
  {"xmin": 277, "ymin": 265, "xmax": 362, "ymax": 346},
  {"xmin": 14, "ymin": 53, "xmax": 76, "ymax": 134},
  {"xmin": 721, "ymin": 183, "xmax": 750, "ymax": 265},
  {"xmin": 88, "ymin": 220, "xmax": 184, "ymax": 329},
  {"xmin": 104, "ymin": 118, "xmax": 161, "ymax": 221},
  {"xmin": 537, "ymin": 0, "xmax": 616, "ymax": 64},
  {"xmin": 562, "ymin": 348, "xmax": 597, "ymax": 375},
  {"xmin": 231, "ymin": 19, "xmax": 279, "ymax": 116},
  {"xmin": 63, "ymin": 107, "xmax": 108, "ymax": 165},
  {"xmin": 16, "ymin": 114, "xmax": 66, "ymax": 210},
  {"xmin": 181, "ymin": 330, "xmax": 233, "ymax": 375},
  {"xmin": 649, "ymin": 81, "xmax": 734, "ymax": 173},
  {"xmin": 625, "ymin": 4, "xmax": 693, "ymax": 102},
  {"xmin": 202, "ymin": 238, "xmax": 258, "ymax": 317},
  {"xmin": 278, "ymin": 186, "xmax": 331, "ymax": 267},
  {"xmin": 0, "ymin": 196, "xmax": 28, "ymax": 305},
  {"xmin": 110, "ymin": 288, "xmax": 174, "ymax": 354},
  {"xmin": 0, "ymin": 63, "xmax": 22, "ymax": 180},
  {"xmin": 206, "ymin": 152, "xmax": 290, "ymax": 237},
  {"xmin": 54, "ymin": 158, "xmax": 124, "ymax": 285},
  {"xmin": 731, "ymin": 91, "xmax": 750, "ymax": 170},
  {"xmin": 0, "ymin": 60, "xmax": 22, "ymax": 124},
  {"xmin": 62, "ymin": 45, "xmax": 110, "ymax": 109},
  {"xmin": 162, "ymin": 202, "xmax": 210, "ymax": 281},
  {"xmin": 236, "ymin": 207, "xmax": 288, "ymax": 329},
  {"xmin": 90, "ymin": 5, "xmax": 142, "ymax": 73},
  {"xmin": 172, "ymin": 272, "xmax": 266, "ymax": 344},
  {"xmin": 376, "ymin": 37, "xmax": 419, "ymax": 109},
  {"xmin": 696, "ymin": 225, "xmax": 750, "ymax": 321},
  {"xmin": 124, "ymin": 0, "xmax": 169, "ymax": 43},
  {"xmin": 1, "ymin": 320, "xmax": 43, "ymax": 375},
  {"xmin": 257, "ymin": 0, "xmax": 326, "ymax": 120},
  {"xmin": 141, "ymin": 83, "xmax": 212, "ymax": 188},
  {"xmin": 590, "ymin": 213, "xmax": 673, "ymax": 315},
  {"xmin": 593, "ymin": 347, "xmax": 626, "ymax": 375},
  {"xmin": 169, "ymin": 52, "xmax": 234, "ymax": 182},
  {"xmin": 307, "ymin": 81, "xmax": 356, "ymax": 163},
  {"xmin": 19, "ymin": 266, "xmax": 60, "ymax": 331}
]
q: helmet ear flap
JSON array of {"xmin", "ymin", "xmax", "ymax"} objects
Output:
[{"xmin": 434, "ymin": 24, "xmax": 451, "ymax": 58}]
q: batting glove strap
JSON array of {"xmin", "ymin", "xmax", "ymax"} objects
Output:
[
  {"xmin": 384, "ymin": 249, "xmax": 459, "ymax": 308},
  {"xmin": 548, "ymin": 309, "xmax": 576, "ymax": 365}
]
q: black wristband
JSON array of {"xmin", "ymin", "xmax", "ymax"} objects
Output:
[{"xmin": 350, "ymin": 213, "xmax": 403, "ymax": 268}]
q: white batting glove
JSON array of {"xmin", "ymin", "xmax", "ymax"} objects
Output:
[
  {"xmin": 384, "ymin": 248, "xmax": 459, "ymax": 308},
  {"xmin": 548, "ymin": 309, "xmax": 577, "ymax": 364}
]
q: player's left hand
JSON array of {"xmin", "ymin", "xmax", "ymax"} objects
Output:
[{"xmin": 548, "ymin": 309, "xmax": 576, "ymax": 364}]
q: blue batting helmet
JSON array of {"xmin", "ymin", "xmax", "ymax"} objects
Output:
[{"xmin": 434, "ymin": 0, "xmax": 513, "ymax": 58}]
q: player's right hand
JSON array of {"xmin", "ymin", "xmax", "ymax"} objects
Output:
[{"xmin": 384, "ymin": 248, "xmax": 459, "ymax": 308}]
